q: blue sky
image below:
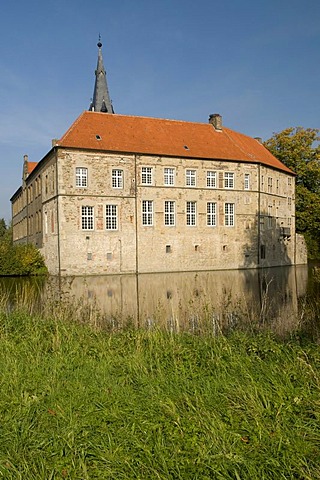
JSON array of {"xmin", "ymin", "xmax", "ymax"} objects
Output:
[{"xmin": 0, "ymin": 0, "xmax": 319, "ymax": 221}]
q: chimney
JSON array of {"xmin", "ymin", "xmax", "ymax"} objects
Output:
[
  {"xmin": 209, "ymin": 113, "xmax": 222, "ymax": 131},
  {"xmin": 254, "ymin": 137, "xmax": 263, "ymax": 144},
  {"xmin": 52, "ymin": 138, "xmax": 59, "ymax": 147},
  {"xmin": 23, "ymin": 154, "xmax": 28, "ymax": 162}
]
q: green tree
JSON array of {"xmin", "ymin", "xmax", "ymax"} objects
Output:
[
  {"xmin": 0, "ymin": 242, "xmax": 47, "ymax": 276},
  {"xmin": 264, "ymin": 127, "xmax": 320, "ymax": 259}
]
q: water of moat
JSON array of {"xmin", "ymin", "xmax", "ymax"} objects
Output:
[{"xmin": 1, "ymin": 265, "xmax": 319, "ymax": 338}]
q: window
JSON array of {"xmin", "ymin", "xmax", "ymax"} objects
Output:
[
  {"xmin": 244, "ymin": 174, "xmax": 250, "ymax": 190},
  {"xmin": 106, "ymin": 205, "xmax": 118, "ymax": 230},
  {"xmin": 81, "ymin": 206, "xmax": 94, "ymax": 230},
  {"xmin": 166, "ymin": 245, "xmax": 172, "ymax": 253},
  {"xmin": 260, "ymin": 245, "xmax": 266, "ymax": 260},
  {"xmin": 288, "ymin": 197, "xmax": 292, "ymax": 210},
  {"xmin": 186, "ymin": 201, "xmax": 196, "ymax": 226},
  {"xmin": 112, "ymin": 169, "xmax": 123, "ymax": 189},
  {"xmin": 164, "ymin": 168, "xmax": 175, "ymax": 186},
  {"xmin": 207, "ymin": 171, "xmax": 217, "ymax": 188},
  {"xmin": 76, "ymin": 167, "xmax": 88, "ymax": 187},
  {"xmin": 268, "ymin": 177, "xmax": 273, "ymax": 193},
  {"xmin": 261, "ymin": 175, "xmax": 264, "ymax": 191},
  {"xmin": 164, "ymin": 201, "xmax": 175, "ymax": 226},
  {"xmin": 276, "ymin": 179, "xmax": 279, "ymax": 194},
  {"xmin": 44, "ymin": 211, "xmax": 48, "ymax": 235},
  {"xmin": 207, "ymin": 202, "xmax": 217, "ymax": 227},
  {"xmin": 224, "ymin": 172, "xmax": 234, "ymax": 189},
  {"xmin": 267, "ymin": 205, "xmax": 273, "ymax": 228},
  {"xmin": 288, "ymin": 177, "xmax": 292, "ymax": 186},
  {"xmin": 142, "ymin": 200, "xmax": 153, "ymax": 226},
  {"xmin": 141, "ymin": 167, "xmax": 152, "ymax": 185},
  {"xmin": 224, "ymin": 203, "xmax": 235, "ymax": 226},
  {"xmin": 186, "ymin": 169, "xmax": 196, "ymax": 187}
]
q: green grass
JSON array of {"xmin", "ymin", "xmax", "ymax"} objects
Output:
[{"xmin": 0, "ymin": 310, "xmax": 319, "ymax": 479}]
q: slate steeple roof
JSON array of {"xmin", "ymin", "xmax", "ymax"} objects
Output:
[{"xmin": 89, "ymin": 38, "xmax": 114, "ymax": 113}]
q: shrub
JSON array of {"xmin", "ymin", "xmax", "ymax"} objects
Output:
[{"xmin": 0, "ymin": 242, "xmax": 47, "ymax": 276}]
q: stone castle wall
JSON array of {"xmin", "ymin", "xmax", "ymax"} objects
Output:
[{"xmin": 35, "ymin": 148, "xmax": 297, "ymax": 275}]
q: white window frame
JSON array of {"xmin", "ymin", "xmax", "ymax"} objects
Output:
[
  {"xmin": 186, "ymin": 169, "xmax": 196, "ymax": 187},
  {"xmin": 244, "ymin": 173, "xmax": 250, "ymax": 190},
  {"xmin": 141, "ymin": 167, "xmax": 152, "ymax": 185},
  {"xmin": 224, "ymin": 172, "xmax": 234, "ymax": 189},
  {"xmin": 142, "ymin": 200, "xmax": 153, "ymax": 226},
  {"xmin": 206, "ymin": 171, "xmax": 217, "ymax": 188},
  {"xmin": 76, "ymin": 167, "xmax": 88, "ymax": 188},
  {"xmin": 105, "ymin": 204, "xmax": 118, "ymax": 230},
  {"xmin": 186, "ymin": 201, "xmax": 196, "ymax": 226},
  {"xmin": 81, "ymin": 206, "xmax": 94, "ymax": 230},
  {"xmin": 112, "ymin": 169, "xmax": 123, "ymax": 189},
  {"xmin": 164, "ymin": 201, "xmax": 175, "ymax": 226},
  {"xmin": 164, "ymin": 167, "xmax": 175, "ymax": 186},
  {"xmin": 207, "ymin": 202, "xmax": 217, "ymax": 227},
  {"xmin": 224, "ymin": 203, "xmax": 235, "ymax": 227}
]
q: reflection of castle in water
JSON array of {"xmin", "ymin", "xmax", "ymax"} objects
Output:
[{"xmin": 47, "ymin": 266, "xmax": 308, "ymax": 335}]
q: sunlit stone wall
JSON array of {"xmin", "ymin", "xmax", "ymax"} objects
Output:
[{"xmin": 12, "ymin": 146, "xmax": 301, "ymax": 275}]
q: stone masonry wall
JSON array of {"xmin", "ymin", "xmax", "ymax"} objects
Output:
[{"xmin": 39, "ymin": 147, "xmax": 299, "ymax": 275}]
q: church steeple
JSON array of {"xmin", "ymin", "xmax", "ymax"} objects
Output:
[{"xmin": 89, "ymin": 37, "xmax": 114, "ymax": 113}]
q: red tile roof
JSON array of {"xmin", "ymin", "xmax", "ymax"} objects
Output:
[
  {"xmin": 27, "ymin": 162, "xmax": 38, "ymax": 174},
  {"xmin": 57, "ymin": 111, "xmax": 293, "ymax": 174}
]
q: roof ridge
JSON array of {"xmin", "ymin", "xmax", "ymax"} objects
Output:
[
  {"xmin": 223, "ymin": 128, "xmax": 257, "ymax": 161},
  {"xmin": 84, "ymin": 110, "xmax": 212, "ymax": 126}
]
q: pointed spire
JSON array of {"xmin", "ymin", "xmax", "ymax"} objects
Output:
[{"xmin": 89, "ymin": 37, "xmax": 114, "ymax": 113}]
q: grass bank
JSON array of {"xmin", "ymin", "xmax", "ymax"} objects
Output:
[{"xmin": 0, "ymin": 309, "xmax": 319, "ymax": 479}]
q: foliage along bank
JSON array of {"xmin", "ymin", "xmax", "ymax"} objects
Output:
[
  {"xmin": 0, "ymin": 220, "xmax": 47, "ymax": 276},
  {"xmin": 265, "ymin": 127, "xmax": 320, "ymax": 259}
]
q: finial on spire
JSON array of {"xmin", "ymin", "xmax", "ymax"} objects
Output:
[{"xmin": 89, "ymin": 37, "xmax": 114, "ymax": 113}]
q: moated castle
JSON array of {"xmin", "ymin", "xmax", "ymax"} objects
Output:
[{"xmin": 11, "ymin": 40, "xmax": 307, "ymax": 275}]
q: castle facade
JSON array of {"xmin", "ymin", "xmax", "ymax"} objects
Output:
[{"xmin": 11, "ymin": 42, "xmax": 307, "ymax": 275}]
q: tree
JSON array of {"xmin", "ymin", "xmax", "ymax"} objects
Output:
[{"xmin": 264, "ymin": 127, "xmax": 320, "ymax": 259}]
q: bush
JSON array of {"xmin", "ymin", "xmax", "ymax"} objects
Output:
[{"xmin": 0, "ymin": 242, "xmax": 47, "ymax": 276}]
